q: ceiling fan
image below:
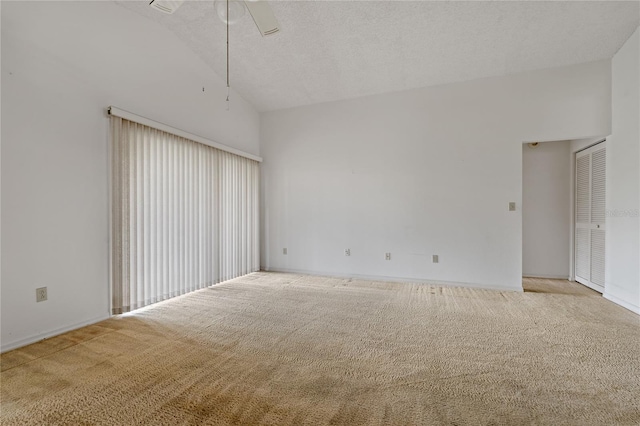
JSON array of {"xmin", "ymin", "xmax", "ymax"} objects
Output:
[{"xmin": 148, "ymin": 0, "xmax": 280, "ymax": 36}]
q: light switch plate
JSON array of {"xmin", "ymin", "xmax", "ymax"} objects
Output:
[{"xmin": 509, "ymin": 202, "xmax": 516, "ymax": 211}]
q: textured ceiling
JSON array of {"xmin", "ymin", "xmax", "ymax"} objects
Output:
[{"xmin": 116, "ymin": 1, "xmax": 640, "ymax": 111}]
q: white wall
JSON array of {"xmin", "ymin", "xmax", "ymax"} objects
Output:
[
  {"xmin": 1, "ymin": 1, "xmax": 260, "ymax": 351},
  {"xmin": 261, "ymin": 60, "xmax": 611, "ymax": 291},
  {"xmin": 522, "ymin": 141, "xmax": 571, "ymax": 279},
  {"xmin": 605, "ymin": 27, "xmax": 640, "ymax": 314}
]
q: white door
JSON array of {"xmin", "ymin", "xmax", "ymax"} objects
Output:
[{"xmin": 575, "ymin": 142, "xmax": 606, "ymax": 292}]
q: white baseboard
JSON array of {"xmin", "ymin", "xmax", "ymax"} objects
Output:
[
  {"xmin": 603, "ymin": 292, "xmax": 640, "ymax": 315},
  {"xmin": 261, "ymin": 267, "xmax": 523, "ymax": 292},
  {"xmin": 523, "ymin": 273, "xmax": 570, "ymax": 280},
  {"xmin": 1, "ymin": 314, "xmax": 111, "ymax": 353}
]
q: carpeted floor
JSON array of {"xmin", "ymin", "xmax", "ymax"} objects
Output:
[{"xmin": 1, "ymin": 272, "xmax": 639, "ymax": 425}]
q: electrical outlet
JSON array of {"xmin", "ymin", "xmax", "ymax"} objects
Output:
[
  {"xmin": 36, "ymin": 287, "xmax": 47, "ymax": 302},
  {"xmin": 283, "ymin": 248, "xmax": 288, "ymax": 255},
  {"xmin": 509, "ymin": 202, "xmax": 516, "ymax": 211},
  {"xmin": 385, "ymin": 253, "xmax": 391, "ymax": 261},
  {"xmin": 432, "ymin": 255, "xmax": 439, "ymax": 263},
  {"xmin": 345, "ymin": 248, "xmax": 350, "ymax": 256}
]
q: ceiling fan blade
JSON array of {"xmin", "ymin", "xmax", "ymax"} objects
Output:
[
  {"xmin": 244, "ymin": 1, "xmax": 280, "ymax": 36},
  {"xmin": 148, "ymin": 0, "xmax": 185, "ymax": 14}
]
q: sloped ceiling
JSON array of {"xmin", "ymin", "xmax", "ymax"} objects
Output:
[{"xmin": 116, "ymin": 1, "xmax": 640, "ymax": 111}]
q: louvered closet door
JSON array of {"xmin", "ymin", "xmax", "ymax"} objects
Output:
[{"xmin": 575, "ymin": 142, "xmax": 606, "ymax": 292}]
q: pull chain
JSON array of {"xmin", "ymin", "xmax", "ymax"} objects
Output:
[{"xmin": 226, "ymin": 0, "xmax": 230, "ymax": 111}]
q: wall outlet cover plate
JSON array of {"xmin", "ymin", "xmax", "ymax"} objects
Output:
[{"xmin": 36, "ymin": 287, "xmax": 47, "ymax": 302}]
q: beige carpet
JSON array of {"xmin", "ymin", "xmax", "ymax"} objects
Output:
[{"xmin": 2, "ymin": 273, "xmax": 639, "ymax": 425}]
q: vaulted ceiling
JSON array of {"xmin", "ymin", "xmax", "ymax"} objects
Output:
[{"xmin": 116, "ymin": 1, "xmax": 640, "ymax": 112}]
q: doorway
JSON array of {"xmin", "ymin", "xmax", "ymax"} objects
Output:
[{"xmin": 522, "ymin": 140, "xmax": 572, "ymax": 280}]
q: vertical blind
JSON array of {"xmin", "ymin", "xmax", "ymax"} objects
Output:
[{"xmin": 111, "ymin": 116, "xmax": 259, "ymax": 314}]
